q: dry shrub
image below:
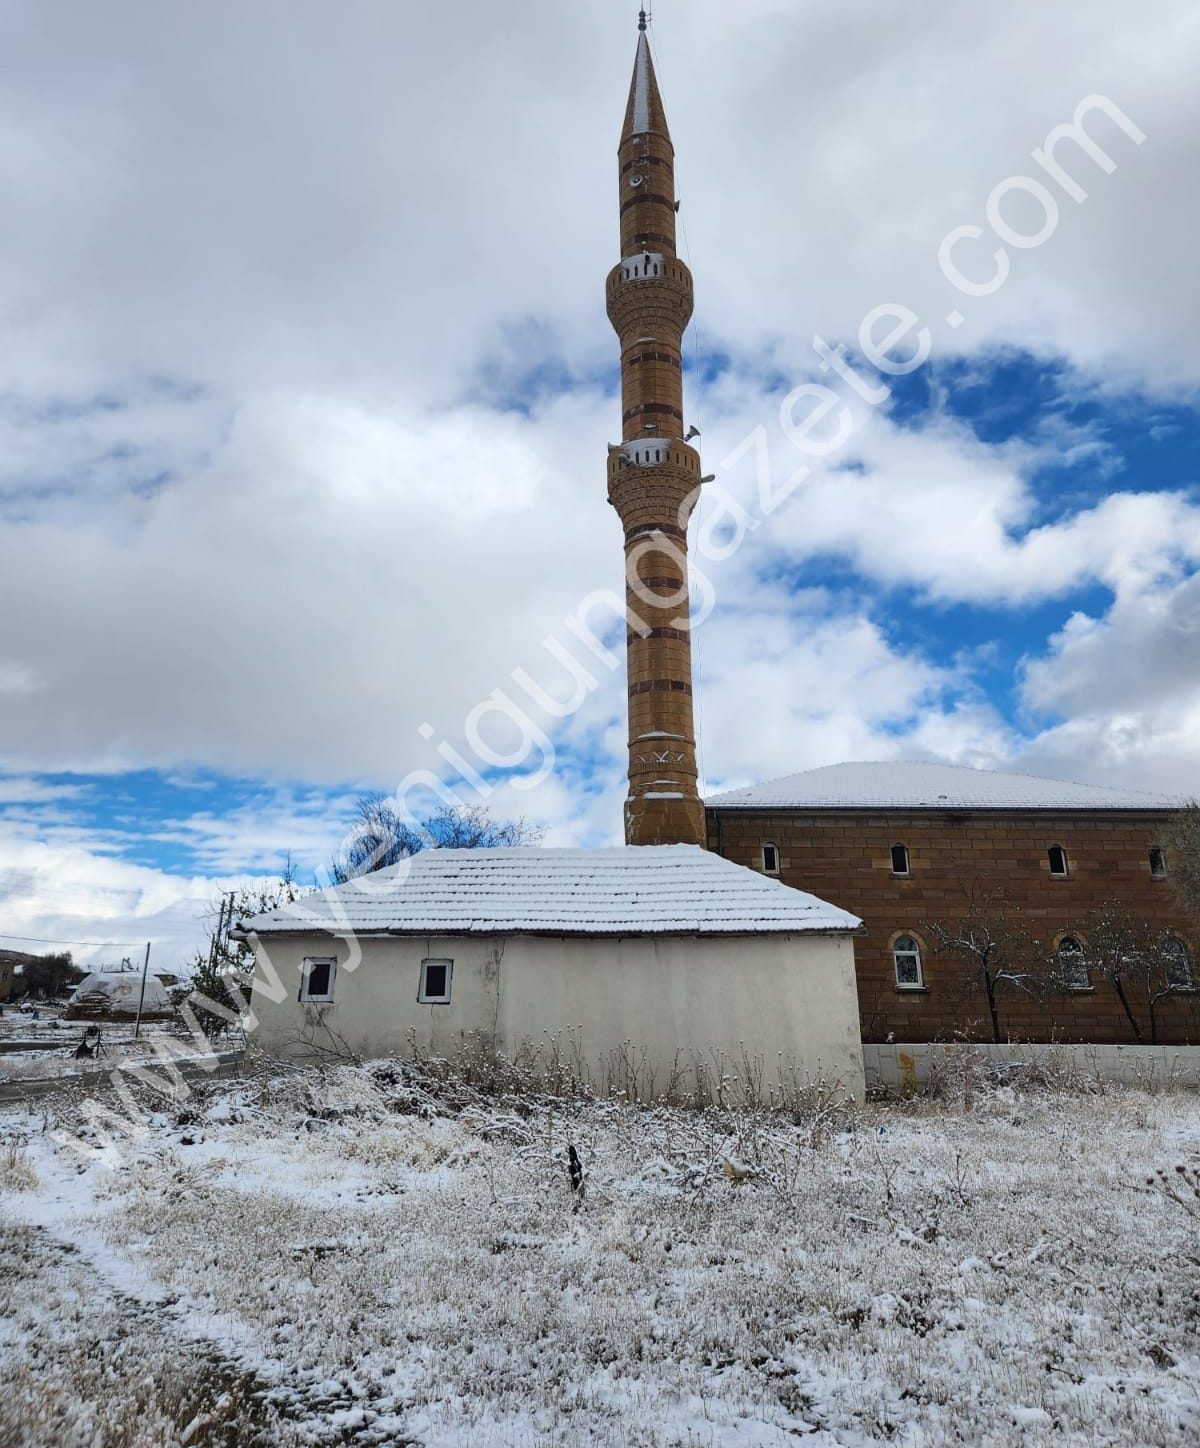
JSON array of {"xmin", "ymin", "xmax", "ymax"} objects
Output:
[
  {"xmin": 921, "ymin": 1042, "xmax": 1108, "ymax": 1108},
  {"xmin": 0, "ymin": 1132, "xmax": 37, "ymax": 1191}
]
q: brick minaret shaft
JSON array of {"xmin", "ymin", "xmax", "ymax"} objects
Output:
[{"xmin": 606, "ymin": 18, "xmax": 706, "ymax": 847}]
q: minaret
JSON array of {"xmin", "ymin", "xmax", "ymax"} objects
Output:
[{"xmin": 606, "ymin": 13, "xmax": 707, "ymax": 847}]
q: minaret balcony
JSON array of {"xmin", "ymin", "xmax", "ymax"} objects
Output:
[
  {"xmin": 607, "ymin": 444, "xmax": 703, "ymax": 526},
  {"xmin": 607, "ymin": 437, "xmax": 699, "ymax": 478},
  {"xmin": 606, "ymin": 257, "xmax": 694, "ymax": 335},
  {"xmin": 610, "ymin": 437, "xmax": 699, "ymax": 469},
  {"xmin": 618, "ymin": 252, "xmax": 667, "ymax": 281}
]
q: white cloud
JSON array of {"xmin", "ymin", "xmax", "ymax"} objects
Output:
[
  {"xmin": 2, "ymin": 366, "xmax": 1197, "ymax": 816},
  {"xmin": 0, "ymin": 777, "xmax": 88, "ymax": 806},
  {"xmin": 697, "ymin": 385, "xmax": 1200, "ymax": 607},
  {"xmin": 0, "ymin": 387, "xmax": 618, "ymax": 782},
  {"xmin": 0, "ymin": 831, "xmax": 222, "ymax": 970},
  {"xmin": 0, "ymin": 1, "xmax": 1195, "ymax": 404},
  {"xmin": 1015, "ymin": 569, "xmax": 1200, "ymax": 794}
]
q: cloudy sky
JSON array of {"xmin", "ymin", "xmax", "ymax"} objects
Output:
[{"xmin": 1, "ymin": 0, "xmax": 1197, "ymax": 967}]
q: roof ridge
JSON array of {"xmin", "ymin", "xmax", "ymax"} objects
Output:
[
  {"xmin": 706, "ymin": 759, "xmax": 1183, "ymax": 809},
  {"xmin": 246, "ymin": 846, "xmax": 861, "ymax": 938}
]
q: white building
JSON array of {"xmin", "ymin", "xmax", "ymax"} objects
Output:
[{"xmin": 242, "ymin": 845, "xmax": 865, "ymax": 1100}]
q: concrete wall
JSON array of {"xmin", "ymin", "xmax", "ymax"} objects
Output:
[
  {"xmin": 250, "ymin": 931, "xmax": 865, "ymax": 1100},
  {"xmin": 708, "ymin": 806, "xmax": 1200, "ymax": 1046},
  {"xmin": 864, "ymin": 1041, "xmax": 1200, "ymax": 1093}
]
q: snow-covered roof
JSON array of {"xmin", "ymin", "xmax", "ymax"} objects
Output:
[
  {"xmin": 244, "ymin": 845, "xmax": 859, "ymax": 938},
  {"xmin": 707, "ymin": 761, "xmax": 1186, "ymax": 812},
  {"xmin": 66, "ymin": 972, "xmax": 173, "ymax": 1017}
]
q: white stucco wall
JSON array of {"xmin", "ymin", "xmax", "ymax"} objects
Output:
[{"xmin": 249, "ymin": 931, "xmax": 865, "ymax": 1100}]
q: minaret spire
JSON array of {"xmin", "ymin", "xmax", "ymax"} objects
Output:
[{"xmin": 605, "ymin": 25, "xmax": 706, "ymax": 848}]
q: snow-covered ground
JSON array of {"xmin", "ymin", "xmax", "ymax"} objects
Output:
[
  {"xmin": 1, "ymin": 1059, "xmax": 1197, "ymax": 1446},
  {"xmin": 0, "ymin": 1014, "xmax": 216, "ymax": 1084}
]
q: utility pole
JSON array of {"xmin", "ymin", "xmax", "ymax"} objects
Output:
[
  {"xmin": 207, "ymin": 894, "xmax": 229, "ymax": 974},
  {"xmin": 133, "ymin": 940, "xmax": 152, "ymax": 1040}
]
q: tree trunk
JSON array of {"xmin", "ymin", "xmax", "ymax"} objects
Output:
[
  {"xmin": 984, "ymin": 971, "xmax": 1002, "ymax": 1044},
  {"xmin": 1111, "ymin": 978, "xmax": 1143, "ymax": 1041}
]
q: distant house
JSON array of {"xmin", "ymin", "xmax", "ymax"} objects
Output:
[
  {"xmin": 241, "ymin": 845, "xmax": 865, "ymax": 1100},
  {"xmin": 707, "ymin": 761, "xmax": 1199, "ymax": 1046},
  {"xmin": 0, "ymin": 949, "xmax": 62, "ymax": 1002}
]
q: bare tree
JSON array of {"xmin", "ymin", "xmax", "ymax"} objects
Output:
[
  {"xmin": 190, "ymin": 861, "xmax": 301, "ymax": 1039},
  {"xmin": 928, "ymin": 878, "xmax": 1048, "ymax": 1043},
  {"xmin": 1073, "ymin": 901, "xmax": 1193, "ymax": 1043},
  {"xmin": 1162, "ymin": 804, "xmax": 1200, "ymax": 923},
  {"xmin": 329, "ymin": 799, "xmax": 544, "ymax": 883}
]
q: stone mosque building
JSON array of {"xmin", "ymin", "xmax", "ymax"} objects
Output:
[{"xmin": 246, "ymin": 17, "xmax": 1196, "ymax": 1076}]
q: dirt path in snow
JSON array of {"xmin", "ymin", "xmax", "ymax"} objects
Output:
[{"xmin": 0, "ymin": 1221, "xmax": 297, "ymax": 1447}]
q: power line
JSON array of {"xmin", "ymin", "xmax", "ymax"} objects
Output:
[{"xmin": 0, "ymin": 930, "xmax": 150, "ymax": 949}]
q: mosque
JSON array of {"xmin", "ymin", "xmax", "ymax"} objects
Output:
[{"xmin": 244, "ymin": 17, "xmax": 1195, "ymax": 1080}]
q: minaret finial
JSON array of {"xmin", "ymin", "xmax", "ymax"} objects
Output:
[{"xmin": 638, "ymin": 8, "xmax": 647, "ymax": 32}]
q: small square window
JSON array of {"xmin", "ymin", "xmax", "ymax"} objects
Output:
[
  {"xmin": 1047, "ymin": 845, "xmax": 1069, "ymax": 878},
  {"xmin": 1149, "ymin": 846, "xmax": 1167, "ymax": 879},
  {"xmin": 762, "ymin": 844, "xmax": 780, "ymax": 875},
  {"xmin": 300, "ymin": 957, "xmax": 336, "ymax": 1004},
  {"xmin": 419, "ymin": 958, "xmax": 453, "ymax": 1004},
  {"xmin": 891, "ymin": 843, "xmax": 910, "ymax": 876}
]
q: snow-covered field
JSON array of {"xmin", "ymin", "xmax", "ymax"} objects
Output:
[
  {"xmin": 1, "ymin": 1058, "xmax": 1197, "ymax": 1446},
  {"xmin": 0, "ymin": 1017, "xmax": 219, "ymax": 1084}
]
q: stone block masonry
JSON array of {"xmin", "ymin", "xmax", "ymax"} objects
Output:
[{"xmin": 707, "ymin": 804, "xmax": 1200, "ymax": 1045}]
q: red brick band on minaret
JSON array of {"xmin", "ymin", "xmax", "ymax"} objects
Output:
[
  {"xmin": 628, "ymin": 627, "xmax": 690, "ymax": 643},
  {"xmin": 628, "ymin": 679, "xmax": 693, "ymax": 696},
  {"xmin": 632, "ymin": 574, "xmax": 685, "ymax": 590},
  {"xmin": 625, "ymin": 523, "xmax": 688, "ymax": 543},
  {"xmin": 623, "ymin": 404, "xmax": 683, "ymax": 424},
  {"xmin": 620, "ymin": 192, "xmax": 676, "ymax": 216},
  {"xmin": 623, "ymin": 349, "xmax": 681, "ymax": 367}
]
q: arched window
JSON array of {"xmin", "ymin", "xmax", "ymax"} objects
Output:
[
  {"xmin": 1149, "ymin": 846, "xmax": 1167, "ymax": 879},
  {"xmin": 761, "ymin": 843, "xmax": 780, "ymax": 876},
  {"xmin": 1057, "ymin": 935, "xmax": 1089, "ymax": 991},
  {"xmin": 1163, "ymin": 937, "xmax": 1192, "ymax": 990},
  {"xmin": 1048, "ymin": 844, "xmax": 1069, "ymax": 878},
  {"xmin": 890, "ymin": 843, "xmax": 910, "ymax": 876},
  {"xmin": 892, "ymin": 934, "xmax": 923, "ymax": 988}
]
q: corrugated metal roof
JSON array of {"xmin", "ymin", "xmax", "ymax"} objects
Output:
[
  {"xmin": 244, "ymin": 845, "xmax": 859, "ymax": 938},
  {"xmin": 707, "ymin": 761, "xmax": 1186, "ymax": 811}
]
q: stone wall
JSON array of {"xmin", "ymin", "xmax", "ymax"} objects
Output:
[
  {"xmin": 864, "ymin": 1040, "xmax": 1200, "ymax": 1092},
  {"xmin": 707, "ymin": 806, "xmax": 1200, "ymax": 1045}
]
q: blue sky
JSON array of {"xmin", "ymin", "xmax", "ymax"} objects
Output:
[{"xmin": 1, "ymin": 0, "xmax": 1198, "ymax": 964}]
